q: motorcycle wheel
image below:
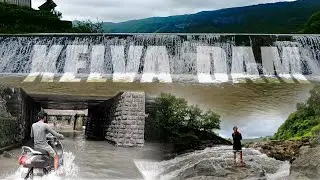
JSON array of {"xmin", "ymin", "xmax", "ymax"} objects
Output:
[{"xmin": 24, "ymin": 168, "xmax": 33, "ymax": 180}]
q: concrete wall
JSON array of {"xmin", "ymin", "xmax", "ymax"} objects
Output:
[
  {"xmin": 87, "ymin": 91, "xmax": 146, "ymax": 147},
  {"xmin": 0, "ymin": 34, "xmax": 319, "ymax": 84}
]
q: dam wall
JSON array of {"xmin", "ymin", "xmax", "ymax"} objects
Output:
[{"xmin": 0, "ymin": 34, "xmax": 319, "ymax": 84}]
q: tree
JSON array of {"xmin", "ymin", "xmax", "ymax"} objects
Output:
[
  {"xmin": 71, "ymin": 20, "xmax": 104, "ymax": 33},
  {"xmin": 274, "ymin": 85, "xmax": 320, "ymax": 140},
  {"xmin": 300, "ymin": 11, "xmax": 320, "ymax": 33},
  {"xmin": 150, "ymin": 93, "xmax": 221, "ymax": 143}
]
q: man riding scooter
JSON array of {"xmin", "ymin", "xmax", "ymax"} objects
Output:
[{"xmin": 30, "ymin": 110, "xmax": 64, "ymax": 172}]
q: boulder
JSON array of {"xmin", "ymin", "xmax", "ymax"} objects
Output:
[
  {"xmin": 289, "ymin": 146, "xmax": 320, "ymax": 180},
  {"xmin": 245, "ymin": 140, "xmax": 310, "ymax": 162},
  {"xmin": 177, "ymin": 159, "xmax": 266, "ymax": 180}
]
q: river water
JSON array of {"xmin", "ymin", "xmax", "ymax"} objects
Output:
[
  {"xmin": 0, "ymin": 132, "xmax": 172, "ymax": 180},
  {"xmin": 0, "ymin": 77, "xmax": 315, "ymax": 138},
  {"xmin": 0, "ymin": 132, "xmax": 290, "ymax": 180},
  {"xmin": 0, "ymin": 77, "xmax": 316, "ymax": 179}
]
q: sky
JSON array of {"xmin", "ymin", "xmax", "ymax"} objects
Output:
[{"xmin": 32, "ymin": 0, "xmax": 296, "ymax": 22}]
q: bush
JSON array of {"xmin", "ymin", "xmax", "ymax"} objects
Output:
[
  {"xmin": 173, "ymin": 134, "xmax": 200, "ymax": 152},
  {"xmin": 70, "ymin": 20, "xmax": 104, "ymax": 33},
  {"xmin": 149, "ymin": 93, "xmax": 222, "ymax": 150},
  {"xmin": 274, "ymin": 85, "xmax": 320, "ymax": 140}
]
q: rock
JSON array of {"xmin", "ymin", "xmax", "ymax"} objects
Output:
[
  {"xmin": 289, "ymin": 146, "xmax": 320, "ymax": 180},
  {"xmin": 298, "ymin": 146, "xmax": 310, "ymax": 156},
  {"xmin": 2, "ymin": 151, "xmax": 13, "ymax": 158},
  {"xmin": 176, "ymin": 159, "xmax": 267, "ymax": 180},
  {"xmin": 245, "ymin": 140, "xmax": 310, "ymax": 162},
  {"xmin": 310, "ymin": 135, "xmax": 320, "ymax": 147}
]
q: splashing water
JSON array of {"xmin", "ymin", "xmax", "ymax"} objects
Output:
[
  {"xmin": 134, "ymin": 146, "xmax": 290, "ymax": 180},
  {"xmin": 3, "ymin": 152, "xmax": 79, "ymax": 180}
]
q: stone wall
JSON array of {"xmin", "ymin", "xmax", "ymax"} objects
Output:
[
  {"xmin": 105, "ymin": 92, "xmax": 146, "ymax": 147},
  {"xmin": 0, "ymin": 90, "xmax": 19, "ymax": 148},
  {"xmin": 0, "ymin": 117, "xmax": 18, "ymax": 148},
  {"xmin": 86, "ymin": 91, "xmax": 146, "ymax": 147},
  {"xmin": 0, "ymin": 86, "xmax": 40, "ymax": 148}
]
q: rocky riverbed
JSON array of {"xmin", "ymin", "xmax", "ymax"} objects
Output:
[
  {"xmin": 245, "ymin": 136, "xmax": 320, "ymax": 180},
  {"xmin": 244, "ymin": 139, "xmax": 311, "ymax": 162}
]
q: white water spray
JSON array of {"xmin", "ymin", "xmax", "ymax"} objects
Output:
[
  {"xmin": 3, "ymin": 151, "xmax": 79, "ymax": 180},
  {"xmin": 134, "ymin": 146, "xmax": 290, "ymax": 180}
]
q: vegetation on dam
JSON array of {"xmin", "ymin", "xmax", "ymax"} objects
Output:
[{"xmin": 273, "ymin": 85, "xmax": 320, "ymax": 140}]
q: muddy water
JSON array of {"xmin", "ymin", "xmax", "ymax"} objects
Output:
[
  {"xmin": 0, "ymin": 76, "xmax": 315, "ymax": 138},
  {"xmin": 0, "ymin": 77, "xmax": 317, "ymax": 179},
  {"xmin": 0, "ymin": 132, "xmax": 172, "ymax": 180}
]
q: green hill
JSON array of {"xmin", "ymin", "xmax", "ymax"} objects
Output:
[
  {"xmin": 103, "ymin": 0, "xmax": 320, "ymax": 33},
  {"xmin": 274, "ymin": 85, "xmax": 320, "ymax": 140}
]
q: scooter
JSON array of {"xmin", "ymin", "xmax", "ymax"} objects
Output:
[{"xmin": 17, "ymin": 133, "xmax": 64, "ymax": 180}]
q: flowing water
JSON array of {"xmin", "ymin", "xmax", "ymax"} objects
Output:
[
  {"xmin": 135, "ymin": 146, "xmax": 290, "ymax": 180},
  {"xmin": 0, "ymin": 133, "xmax": 290, "ymax": 180},
  {"xmin": 0, "ymin": 132, "xmax": 171, "ymax": 180},
  {"xmin": 1, "ymin": 34, "xmax": 320, "ymax": 179}
]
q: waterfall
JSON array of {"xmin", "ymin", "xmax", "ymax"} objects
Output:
[
  {"xmin": 134, "ymin": 146, "xmax": 290, "ymax": 180},
  {"xmin": 0, "ymin": 34, "xmax": 319, "ymax": 84}
]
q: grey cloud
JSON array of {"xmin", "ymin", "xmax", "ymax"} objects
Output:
[{"xmin": 32, "ymin": 0, "xmax": 295, "ymax": 22}]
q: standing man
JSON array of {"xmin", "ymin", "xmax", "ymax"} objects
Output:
[
  {"xmin": 232, "ymin": 126, "xmax": 244, "ymax": 165},
  {"xmin": 30, "ymin": 111, "xmax": 64, "ymax": 171}
]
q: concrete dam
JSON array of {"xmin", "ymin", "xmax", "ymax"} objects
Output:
[
  {"xmin": 1, "ymin": 33, "xmax": 320, "ymax": 150},
  {"xmin": 0, "ymin": 34, "xmax": 319, "ymax": 83}
]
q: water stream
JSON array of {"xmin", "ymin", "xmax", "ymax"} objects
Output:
[{"xmin": 0, "ymin": 133, "xmax": 290, "ymax": 180}]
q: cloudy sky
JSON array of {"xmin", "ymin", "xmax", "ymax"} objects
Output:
[{"xmin": 32, "ymin": 0, "xmax": 295, "ymax": 22}]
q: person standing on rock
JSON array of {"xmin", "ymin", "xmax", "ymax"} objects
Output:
[{"xmin": 232, "ymin": 126, "xmax": 244, "ymax": 166}]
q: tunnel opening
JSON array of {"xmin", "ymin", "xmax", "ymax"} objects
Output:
[{"xmin": 0, "ymin": 87, "xmax": 147, "ymax": 149}]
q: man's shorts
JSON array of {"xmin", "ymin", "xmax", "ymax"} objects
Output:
[
  {"xmin": 42, "ymin": 145, "xmax": 57, "ymax": 157},
  {"xmin": 233, "ymin": 145, "xmax": 242, "ymax": 153},
  {"xmin": 233, "ymin": 149, "xmax": 242, "ymax": 153}
]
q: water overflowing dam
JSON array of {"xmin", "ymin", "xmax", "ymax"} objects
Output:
[
  {"xmin": 0, "ymin": 34, "xmax": 319, "ymax": 83},
  {"xmin": 1, "ymin": 34, "xmax": 319, "ymax": 180}
]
